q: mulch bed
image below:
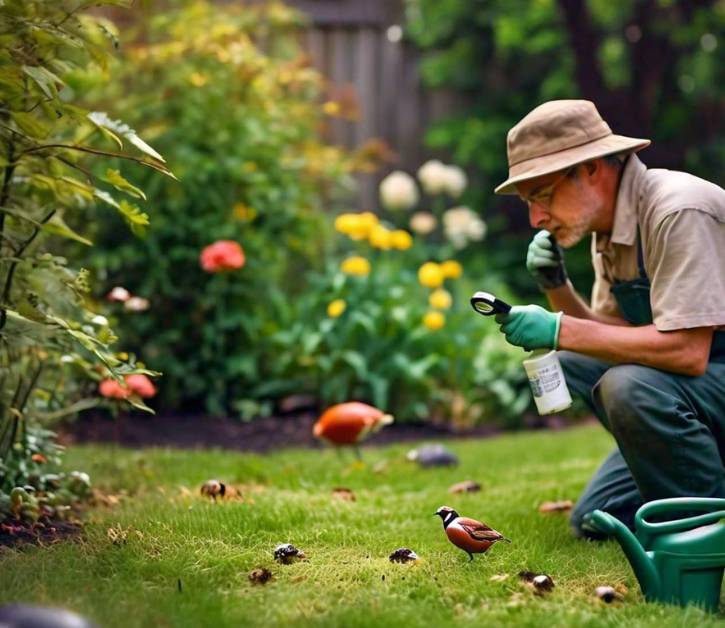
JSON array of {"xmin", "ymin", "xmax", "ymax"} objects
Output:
[
  {"xmin": 58, "ymin": 410, "xmax": 579, "ymax": 453},
  {"xmin": 0, "ymin": 521, "xmax": 83, "ymax": 549}
]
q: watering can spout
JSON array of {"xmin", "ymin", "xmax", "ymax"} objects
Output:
[{"xmin": 584, "ymin": 510, "xmax": 661, "ymax": 599}]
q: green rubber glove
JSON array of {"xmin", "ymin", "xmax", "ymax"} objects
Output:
[
  {"xmin": 495, "ymin": 305, "xmax": 562, "ymax": 351},
  {"xmin": 526, "ymin": 230, "xmax": 568, "ymax": 290}
]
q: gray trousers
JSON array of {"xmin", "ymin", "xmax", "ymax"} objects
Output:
[{"xmin": 559, "ymin": 351, "xmax": 725, "ymax": 538}]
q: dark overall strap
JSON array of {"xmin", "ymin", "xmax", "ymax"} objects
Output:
[{"xmin": 636, "ymin": 225, "xmax": 647, "ymax": 279}]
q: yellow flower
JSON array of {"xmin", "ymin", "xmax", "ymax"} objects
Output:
[
  {"xmin": 369, "ymin": 224, "xmax": 392, "ymax": 250},
  {"xmin": 188, "ymin": 72, "xmax": 208, "ymax": 87},
  {"xmin": 327, "ymin": 299, "xmax": 346, "ymax": 318},
  {"xmin": 341, "ymin": 256, "xmax": 371, "ymax": 276},
  {"xmin": 322, "ymin": 101, "xmax": 341, "ymax": 116},
  {"xmin": 334, "ymin": 213, "xmax": 358, "ymax": 235},
  {"xmin": 335, "ymin": 212, "xmax": 378, "ymax": 240},
  {"xmin": 390, "ymin": 229, "xmax": 413, "ymax": 250},
  {"xmin": 429, "ymin": 289, "xmax": 452, "ymax": 310},
  {"xmin": 418, "ymin": 262, "xmax": 444, "ymax": 288},
  {"xmin": 441, "ymin": 259, "xmax": 463, "ymax": 279},
  {"xmin": 233, "ymin": 203, "xmax": 257, "ymax": 222},
  {"xmin": 423, "ymin": 310, "xmax": 445, "ymax": 330}
]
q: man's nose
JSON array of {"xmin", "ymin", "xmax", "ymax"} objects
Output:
[{"xmin": 528, "ymin": 202, "xmax": 550, "ymax": 229}]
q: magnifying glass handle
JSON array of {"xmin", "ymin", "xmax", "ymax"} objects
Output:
[{"xmin": 494, "ymin": 298, "xmax": 512, "ymax": 314}]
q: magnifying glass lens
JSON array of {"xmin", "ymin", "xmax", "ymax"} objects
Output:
[{"xmin": 473, "ymin": 301, "xmax": 493, "ymax": 314}]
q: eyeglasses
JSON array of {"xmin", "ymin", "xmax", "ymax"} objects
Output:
[{"xmin": 518, "ymin": 167, "xmax": 575, "ymax": 209}]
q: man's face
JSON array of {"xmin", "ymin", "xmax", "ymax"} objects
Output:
[{"xmin": 515, "ymin": 164, "xmax": 602, "ymax": 248}]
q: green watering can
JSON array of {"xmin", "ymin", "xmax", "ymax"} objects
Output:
[{"xmin": 584, "ymin": 497, "xmax": 725, "ymax": 612}]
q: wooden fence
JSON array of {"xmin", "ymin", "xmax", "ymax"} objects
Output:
[{"xmin": 286, "ymin": 0, "xmax": 464, "ymax": 210}]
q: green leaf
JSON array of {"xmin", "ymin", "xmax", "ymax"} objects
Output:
[
  {"xmin": 341, "ymin": 350, "xmax": 367, "ymax": 380},
  {"xmin": 118, "ymin": 200, "xmax": 150, "ymax": 235},
  {"xmin": 87, "ymin": 111, "xmax": 166, "ymax": 162},
  {"xmin": 22, "ymin": 65, "xmax": 63, "ymax": 100},
  {"xmin": 101, "ymin": 168, "xmax": 146, "ymax": 200},
  {"xmin": 10, "ymin": 111, "xmax": 50, "ymax": 139},
  {"xmin": 42, "ymin": 213, "xmax": 93, "ymax": 246}
]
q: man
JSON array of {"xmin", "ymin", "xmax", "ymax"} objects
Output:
[{"xmin": 493, "ymin": 100, "xmax": 725, "ymax": 537}]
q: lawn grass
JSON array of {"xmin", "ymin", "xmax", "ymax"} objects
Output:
[{"xmin": 0, "ymin": 424, "xmax": 722, "ymax": 627}]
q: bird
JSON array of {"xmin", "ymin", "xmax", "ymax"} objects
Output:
[
  {"xmin": 200, "ymin": 479, "xmax": 226, "ymax": 501},
  {"xmin": 313, "ymin": 402, "xmax": 393, "ymax": 459},
  {"xmin": 434, "ymin": 505, "xmax": 511, "ymax": 561}
]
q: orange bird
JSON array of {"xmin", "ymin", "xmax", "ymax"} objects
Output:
[
  {"xmin": 434, "ymin": 506, "xmax": 511, "ymax": 561},
  {"xmin": 313, "ymin": 402, "xmax": 393, "ymax": 458}
]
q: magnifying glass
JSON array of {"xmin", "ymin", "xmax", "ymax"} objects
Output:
[{"xmin": 470, "ymin": 291, "xmax": 512, "ymax": 316}]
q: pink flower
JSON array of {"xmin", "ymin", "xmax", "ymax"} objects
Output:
[
  {"xmin": 107, "ymin": 286, "xmax": 131, "ymax": 302},
  {"xmin": 200, "ymin": 240, "xmax": 245, "ymax": 273},
  {"xmin": 99, "ymin": 379, "xmax": 130, "ymax": 399},
  {"xmin": 124, "ymin": 374, "xmax": 157, "ymax": 399}
]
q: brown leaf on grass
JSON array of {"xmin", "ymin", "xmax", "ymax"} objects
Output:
[
  {"xmin": 91, "ymin": 488, "xmax": 125, "ymax": 508},
  {"xmin": 489, "ymin": 573, "xmax": 510, "ymax": 582},
  {"xmin": 449, "ymin": 480, "xmax": 481, "ymax": 494},
  {"xmin": 519, "ymin": 570, "xmax": 555, "ymax": 594},
  {"xmin": 538, "ymin": 500, "xmax": 573, "ymax": 513},
  {"xmin": 332, "ymin": 487, "xmax": 356, "ymax": 502},
  {"xmin": 248, "ymin": 567, "xmax": 273, "ymax": 585}
]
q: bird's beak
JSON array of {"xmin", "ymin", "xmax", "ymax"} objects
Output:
[{"xmin": 432, "ymin": 513, "xmax": 438, "ymax": 517}]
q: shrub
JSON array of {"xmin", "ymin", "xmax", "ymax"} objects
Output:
[
  {"xmin": 79, "ymin": 1, "xmax": 355, "ymax": 416},
  {"xmin": 0, "ymin": 0, "xmax": 168, "ymax": 523}
]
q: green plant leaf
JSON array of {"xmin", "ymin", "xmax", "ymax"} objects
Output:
[
  {"xmin": 22, "ymin": 65, "xmax": 63, "ymax": 100},
  {"xmin": 42, "ymin": 214, "xmax": 93, "ymax": 246},
  {"xmin": 101, "ymin": 169, "xmax": 146, "ymax": 200},
  {"xmin": 10, "ymin": 111, "xmax": 50, "ymax": 139},
  {"xmin": 87, "ymin": 111, "xmax": 165, "ymax": 162}
]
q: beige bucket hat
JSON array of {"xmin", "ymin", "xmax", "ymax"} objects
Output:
[{"xmin": 495, "ymin": 100, "xmax": 651, "ymax": 195}]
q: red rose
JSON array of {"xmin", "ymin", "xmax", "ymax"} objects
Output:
[{"xmin": 199, "ymin": 240, "xmax": 245, "ymax": 272}]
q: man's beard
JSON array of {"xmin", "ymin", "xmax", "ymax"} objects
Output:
[{"xmin": 556, "ymin": 204, "xmax": 598, "ymax": 248}]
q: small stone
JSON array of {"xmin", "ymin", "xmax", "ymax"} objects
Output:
[
  {"xmin": 388, "ymin": 548, "xmax": 419, "ymax": 563},
  {"xmin": 538, "ymin": 500, "xmax": 573, "ymax": 513},
  {"xmin": 449, "ymin": 480, "xmax": 481, "ymax": 494},
  {"xmin": 274, "ymin": 543, "xmax": 306, "ymax": 564},
  {"xmin": 248, "ymin": 567, "xmax": 273, "ymax": 585},
  {"xmin": 406, "ymin": 444, "xmax": 459, "ymax": 468},
  {"xmin": 595, "ymin": 585, "xmax": 624, "ymax": 603}
]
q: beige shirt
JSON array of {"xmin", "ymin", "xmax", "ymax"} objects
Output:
[{"xmin": 591, "ymin": 154, "xmax": 725, "ymax": 331}]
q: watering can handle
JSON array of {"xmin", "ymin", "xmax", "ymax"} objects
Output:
[{"xmin": 636, "ymin": 497, "xmax": 725, "ymax": 536}]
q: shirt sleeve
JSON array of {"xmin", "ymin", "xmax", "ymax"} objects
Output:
[{"xmin": 648, "ymin": 208, "xmax": 725, "ymax": 331}]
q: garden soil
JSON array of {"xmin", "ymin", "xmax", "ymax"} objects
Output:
[{"xmin": 58, "ymin": 411, "xmax": 582, "ymax": 453}]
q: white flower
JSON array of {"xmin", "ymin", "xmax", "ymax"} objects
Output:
[
  {"xmin": 443, "ymin": 206, "xmax": 487, "ymax": 249},
  {"xmin": 91, "ymin": 315, "xmax": 109, "ymax": 326},
  {"xmin": 107, "ymin": 286, "xmax": 130, "ymax": 302},
  {"xmin": 443, "ymin": 165, "xmax": 467, "ymax": 197},
  {"xmin": 124, "ymin": 296, "xmax": 150, "ymax": 312},
  {"xmin": 417, "ymin": 159, "xmax": 449, "ymax": 195},
  {"xmin": 379, "ymin": 171, "xmax": 419, "ymax": 211},
  {"xmin": 409, "ymin": 212, "xmax": 437, "ymax": 235}
]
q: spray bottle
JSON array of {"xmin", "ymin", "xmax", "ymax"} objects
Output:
[{"xmin": 470, "ymin": 291, "xmax": 572, "ymax": 415}]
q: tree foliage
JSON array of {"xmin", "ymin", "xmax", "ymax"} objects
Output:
[{"xmin": 0, "ymin": 0, "xmax": 168, "ymax": 520}]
